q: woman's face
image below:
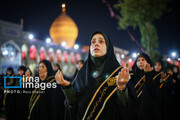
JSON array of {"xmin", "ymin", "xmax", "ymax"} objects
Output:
[
  {"xmin": 25, "ymin": 69, "xmax": 31, "ymax": 76},
  {"xmin": 90, "ymin": 33, "xmax": 107, "ymax": 57},
  {"xmin": 154, "ymin": 62, "xmax": 162, "ymax": 72},
  {"xmin": 173, "ymin": 67, "xmax": 178, "ymax": 73},
  {"xmin": 136, "ymin": 57, "xmax": 147, "ymax": 70},
  {"xmin": 18, "ymin": 69, "xmax": 24, "ymax": 76},
  {"xmin": 38, "ymin": 63, "xmax": 47, "ymax": 75},
  {"xmin": 168, "ymin": 69, "xmax": 173, "ymax": 75},
  {"xmin": 7, "ymin": 70, "xmax": 12, "ymax": 75}
]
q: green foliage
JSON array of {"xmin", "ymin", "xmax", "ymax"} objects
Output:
[
  {"xmin": 114, "ymin": 0, "xmax": 171, "ymax": 29},
  {"xmin": 139, "ymin": 22, "xmax": 158, "ymax": 59},
  {"xmin": 114, "ymin": 0, "xmax": 171, "ymax": 59}
]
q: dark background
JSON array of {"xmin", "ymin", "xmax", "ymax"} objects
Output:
[{"xmin": 0, "ymin": 0, "xmax": 179, "ymax": 55}]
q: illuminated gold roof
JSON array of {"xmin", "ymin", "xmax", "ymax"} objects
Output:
[{"xmin": 49, "ymin": 4, "xmax": 78, "ymax": 48}]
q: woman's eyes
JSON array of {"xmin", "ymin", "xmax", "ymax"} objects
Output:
[
  {"xmin": 91, "ymin": 39, "xmax": 105, "ymax": 44},
  {"xmin": 99, "ymin": 40, "xmax": 104, "ymax": 43},
  {"xmin": 39, "ymin": 66, "xmax": 45, "ymax": 69},
  {"xmin": 91, "ymin": 41, "xmax": 95, "ymax": 44}
]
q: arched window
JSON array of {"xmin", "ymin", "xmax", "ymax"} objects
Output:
[
  {"xmin": 39, "ymin": 46, "xmax": 47, "ymax": 61},
  {"xmin": 29, "ymin": 45, "xmax": 37, "ymax": 61},
  {"xmin": 56, "ymin": 49, "xmax": 62, "ymax": 62}
]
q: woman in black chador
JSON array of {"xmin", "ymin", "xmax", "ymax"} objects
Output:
[
  {"xmin": 153, "ymin": 60, "xmax": 173, "ymax": 120},
  {"xmin": 172, "ymin": 66, "xmax": 180, "ymax": 120},
  {"xmin": 5, "ymin": 65, "xmax": 30, "ymax": 120},
  {"xmin": 29, "ymin": 60, "xmax": 65, "ymax": 120},
  {"xmin": 56, "ymin": 31, "xmax": 139, "ymax": 120},
  {"xmin": 5, "ymin": 67, "xmax": 16, "ymax": 86},
  {"xmin": 131, "ymin": 53, "xmax": 165, "ymax": 120}
]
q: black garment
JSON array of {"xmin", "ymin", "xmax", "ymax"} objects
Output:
[
  {"xmin": 64, "ymin": 68, "xmax": 78, "ymax": 120},
  {"xmin": 5, "ymin": 88, "xmax": 16, "ymax": 120},
  {"xmin": 5, "ymin": 74, "xmax": 16, "ymax": 86},
  {"xmin": 5, "ymin": 80, "xmax": 31, "ymax": 120},
  {"xmin": 151, "ymin": 71, "xmax": 172, "ymax": 120},
  {"xmin": 172, "ymin": 72, "xmax": 180, "ymax": 120},
  {"xmin": 66, "ymin": 31, "xmax": 139, "ymax": 120},
  {"xmin": 30, "ymin": 79, "xmax": 63, "ymax": 120},
  {"xmin": 15, "ymin": 87, "xmax": 32, "ymax": 120},
  {"xmin": 29, "ymin": 60, "xmax": 65, "ymax": 120},
  {"xmin": 6, "ymin": 65, "xmax": 27, "ymax": 120},
  {"xmin": 131, "ymin": 53, "xmax": 162, "ymax": 120}
]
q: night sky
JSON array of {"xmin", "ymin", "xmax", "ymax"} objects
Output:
[{"xmin": 0, "ymin": 0, "xmax": 179, "ymax": 56}]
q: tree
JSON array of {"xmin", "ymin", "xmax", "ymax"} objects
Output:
[{"xmin": 114, "ymin": 0, "xmax": 171, "ymax": 60}]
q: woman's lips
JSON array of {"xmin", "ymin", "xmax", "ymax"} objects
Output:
[
  {"xmin": 94, "ymin": 48, "xmax": 100, "ymax": 51},
  {"xmin": 139, "ymin": 65, "xmax": 144, "ymax": 68}
]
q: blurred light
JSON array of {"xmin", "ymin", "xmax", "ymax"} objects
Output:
[
  {"xmin": 128, "ymin": 58, "xmax": 132, "ymax": 62},
  {"xmin": 61, "ymin": 42, "xmax": 66, "ymax": 47},
  {"xmin": 178, "ymin": 58, "xmax": 180, "ymax": 61},
  {"xmin": 167, "ymin": 58, "xmax": 171, "ymax": 61},
  {"xmin": 3, "ymin": 50, "xmax": 8, "ymax": 56},
  {"xmin": 132, "ymin": 53, "xmax": 137, "ymax": 58},
  {"xmin": 11, "ymin": 52, "xmax": 14, "ymax": 56},
  {"xmin": 121, "ymin": 54, "xmax": 125, "ymax": 59},
  {"xmin": 171, "ymin": 52, "xmax": 176, "ymax": 57},
  {"xmin": 105, "ymin": 74, "xmax": 109, "ymax": 79},
  {"xmin": 29, "ymin": 34, "xmax": 34, "ymax": 40},
  {"xmin": 46, "ymin": 38, "xmax": 51, "ymax": 44},
  {"xmin": 92, "ymin": 71, "xmax": 99, "ymax": 78},
  {"xmin": 62, "ymin": 3, "xmax": 65, "ymax": 8},
  {"xmin": 74, "ymin": 44, "xmax": 79, "ymax": 49}
]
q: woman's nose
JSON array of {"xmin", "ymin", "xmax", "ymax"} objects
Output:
[{"xmin": 94, "ymin": 42, "xmax": 99, "ymax": 46}]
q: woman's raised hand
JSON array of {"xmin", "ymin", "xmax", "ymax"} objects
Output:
[
  {"xmin": 144, "ymin": 63, "xmax": 153, "ymax": 72},
  {"xmin": 55, "ymin": 70, "xmax": 70, "ymax": 86},
  {"xmin": 116, "ymin": 68, "xmax": 130, "ymax": 91}
]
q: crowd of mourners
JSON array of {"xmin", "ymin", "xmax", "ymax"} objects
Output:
[{"xmin": 0, "ymin": 31, "xmax": 179, "ymax": 120}]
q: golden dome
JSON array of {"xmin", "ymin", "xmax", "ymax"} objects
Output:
[{"xmin": 49, "ymin": 4, "xmax": 78, "ymax": 48}]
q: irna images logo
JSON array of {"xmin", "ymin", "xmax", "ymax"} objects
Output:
[{"xmin": 4, "ymin": 75, "xmax": 57, "ymax": 90}]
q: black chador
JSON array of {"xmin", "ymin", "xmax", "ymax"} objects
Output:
[
  {"xmin": 131, "ymin": 53, "xmax": 164, "ymax": 120},
  {"xmin": 172, "ymin": 67, "xmax": 180, "ymax": 120},
  {"xmin": 62, "ymin": 31, "xmax": 139, "ymax": 120},
  {"xmin": 152, "ymin": 60, "xmax": 173, "ymax": 120},
  {"xmin": 29, "ymin": 60, "xmax": 65, "ymax": 120},
  {"xmin": 5, "ymin": 65, "xmax": 31, "ymax": 120}
]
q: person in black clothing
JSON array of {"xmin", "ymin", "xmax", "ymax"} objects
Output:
[
  {"xmin": 76, "ymin": 60, "xmax": 84, "ymax": 71},
  {"xmin": 16, "ymin": 65, "xmax": 32, "ymax": 120},
  {"xmin": 0, "ymin": 67, "xmax": 15, "ymax": 116},
  {"xmin": 5, "ymin": 65, "xmax": 31, "ymax": 120},
  {"xmin": 29, "ymin": 60, "xmax": 65, "ymax": 120},
  {"xmin": 0, "ymin": 73, "xmax": 5, "ymax": 116},
  {"xmin": 53, "ymin": 63, "xmax": 66, "ymax": 120},
  {"xmin": 71, "ymin": 60, "xmax": 85, "ymax": 81},
  {"xmin": 5, "ymin": 67, "xmax": 16, "ymax": 86},
  {"xmin": 153, "ymin": 60, "xmax": 174, "ymax": 120},
  {"xmin": 172, "ymin": 66, "xmax": 180, "ymax": 120},
  {"xmin": 25, "ymin": 67, "xmax": 33, "ymax": 77},
  {"xmin": 0, "ymin": 67, "xmax": 16, "ymax": 117},
  {"xmin": 131, "ymin": 53, "xmax": 164, "ymax": 120},
  {"xmin": 64, "ymin": 59, "xmax": 85, "ymax": 120},
  {"xmin": 56, "ymin": 31, "xmax": 139, "ymax": 120}
]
